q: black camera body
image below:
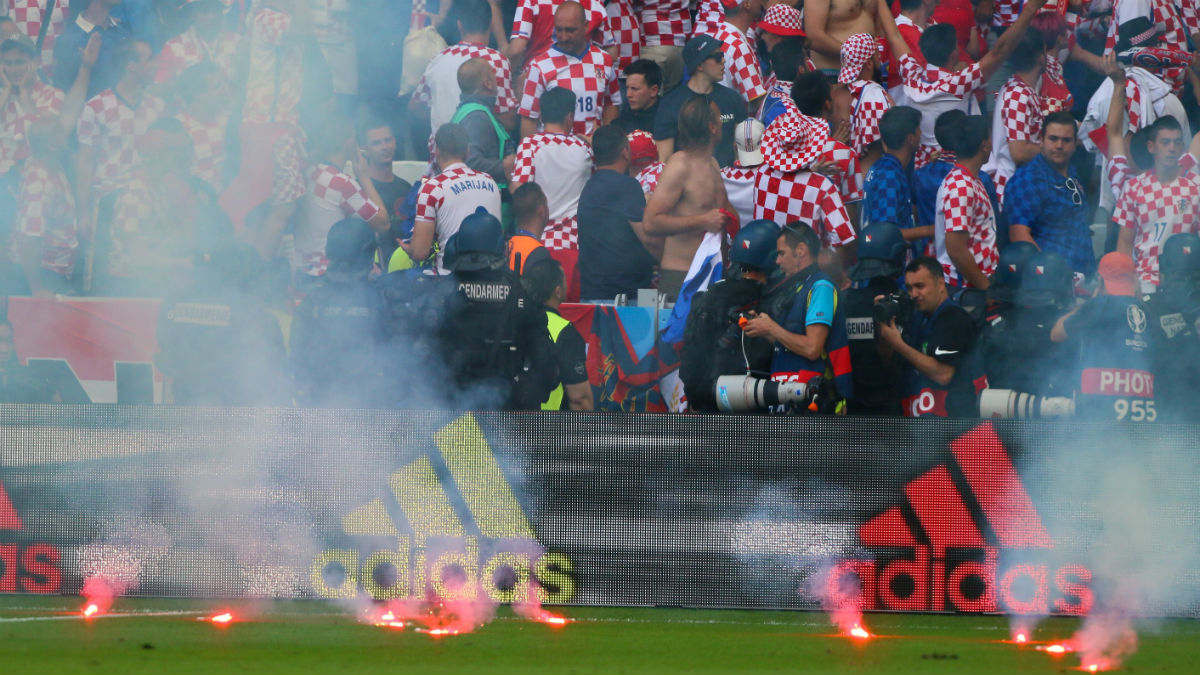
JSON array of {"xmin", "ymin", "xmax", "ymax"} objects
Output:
[{"xmin": 873, "ymin": 291, "xmax": 914, "ymax": 324}]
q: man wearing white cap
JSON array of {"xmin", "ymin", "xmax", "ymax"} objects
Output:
[
  {"xmin": 723, "ymin": 118, "xmax": 765, "ymax": 227},
  {"xmin": 839, "ymin": 33, "xmax": 892, "ymax": 173},
  {"xmin": 753, "ymin": 111, "xmax": 856, "ymax": 263}
]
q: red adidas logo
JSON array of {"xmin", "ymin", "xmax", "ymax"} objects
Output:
[
  {"xmin": 828, "ymin": 424, "xmax": 1093, "ymax": 615},
  {"xmin": 0, "ymin": 480, "xmax": 62, "ymax": 593}
]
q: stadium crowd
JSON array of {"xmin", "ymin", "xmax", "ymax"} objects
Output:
[{"xmin": 0, "ymin": 0, "xmax": 1198, "ymax": 421}]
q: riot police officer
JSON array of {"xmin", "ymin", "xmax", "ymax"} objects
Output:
[
  {"xmin": 1051, "ymin": 252, "xmax": 1156, "ymax": 422},
  {"xmin": 680, "ymin": 220, "xmax": 779, "ymax": 413},
  {"xmin": 291, "ymin": 217, "xmax": 387, "ymax": 407},
  {"xmin": 843, "ymin": 222, "xmax": 906, "ymax": 415},
  {"xmin": 156, "ymin": 242, "xmax": 289, "ymax": 405},
  {"xmin": 439, "ymin": 208, "xmax": 557, "ymax": 410},
  {"xmin": 984, "ymin": 250, "xmax": 1078, "ymax": 396},
  {"xmin": 1144, "ymin": 232, "xmax": 1200, "ymax": 421}
]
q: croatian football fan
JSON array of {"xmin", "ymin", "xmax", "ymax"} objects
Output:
[
  {"xmin": 1115, "ymin": 116, "xmax": 1200, "ymax": 293},
  {"xmin": 510, "ymin": 87, "xmax": 594, "ymax": 300},
  {"xmin": 409, "ymin": 123, "xmax": 503, "ymax": 274},
  {"xmin": 935, "ymin": 115, "xmax": 998, "ymax": 290},
  {"xmin": 644, "ymin": 97, "xmax": 733, "ymax": 302},
  {"xmin": 518, "ymin": 1, "xmax": 620, "ymax": 139}
]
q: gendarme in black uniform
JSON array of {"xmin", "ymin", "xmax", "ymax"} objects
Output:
[
  {"xmin": 440, "ymin": 209, "xmax": 557, "ymax": 410},
  {"xmin": 1143, "ymin": 232, "xmax": 1200, "ymax": 422}
]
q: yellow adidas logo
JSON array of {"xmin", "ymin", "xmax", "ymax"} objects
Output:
[{"xmin": 309, "ymin": 414, "xmax": 575, "ymax": 604}]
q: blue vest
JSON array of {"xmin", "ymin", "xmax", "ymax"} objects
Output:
[
  {"xmin": 765, "ymin": 268, "xmax": 854, "ymax": 400},
  {"xmin": 1075, "ymin": 296, "xmax": 1156, "ymax": 421}
]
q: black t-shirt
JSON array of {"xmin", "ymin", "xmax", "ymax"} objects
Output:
[
  {"xmin": 901, "ymin": 300, "xmax": 981, "ymax": 417},
  {"xmin": 373, "ymin": 174, "xmax": 414, "ymax": 266},
  {"xmin": 577, "ymin": 168, "xmax": 654, "ymax": 300},
  {"xmin": 615, "ymin": 100, "xmax": 659, "ymax": 134},
  {"xmin": 551, "ymin": 312, "xmax": 588, "ymax": 388},
  {"xmin": 652, "ymin": 83, "xmax": 746, "ymax": 167}
]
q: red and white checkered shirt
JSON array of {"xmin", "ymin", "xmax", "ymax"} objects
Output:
[
  {"xmin": 512, "ymin": 132, "xmax": 593, "ymax": 249},
  {"xmin": 176, "ymin": 111, "xmax": 228, "ymax": 192},
  {"xmin": 897, "ymin": 52, "xmax": 985, "ymax": 154},
  {"xmin": 992, "ymin": 0, "xmax": 1022, "ymax": 27},
  {"xmin": 692, "ymin": 0, "xmax": 724, "ymax": 38},
  {"xmin": 753, "ymin": 168, "xmax": 856, "ymax": 248},
  {"xmin": 415, "ymin": 162, "xmax": 503, "ymax": 272},
  {"xmin": 1105, "ymin": 0, "xmax": 1193, "ymax": 92},
  {"xmin": 155, "ymin": 26, "xmax": 240, "ymax": 85},
  {"xmin": 820, "ymin": 137, "xmax": 865, "ymax": 203},
  {"xmin": 7, "ymin": 0, "xmax": 68, "ymax": 69},
  {"xmin": 293, "ymin": 162, "xmax": 382, "ymax": 276},
  {"xmin": 848, "ymin": 79, "xmax": 893, "ymax": 158},
  {"xmin": 637, "ymin": 160, "xmax": 664, "ymax": 194},
  {"xmin": 414, "ymin": 42, "xmax": 517, "ymax": 133},
  {"xmin": 1039, "ymin": 54, "xmax": 1073, "ymax": 117},
  {"xmin": 607, "ymin": 0, "xmax": 640, "ymax": 71},
  {"xmin": 76, "ymin": 89, "xmax": 165, "ymax": 196},
  {"xmin": 935, "ymin": 165, "xmax": 998, "ymax": 286},
  {"xmin": 511, "ymin": 0, "xmax": 612, "ymax": 62},
  {"xmin": 722, "ymin": 165, "xmax": 762, "ymax": 226},
  {"xmin": 0, "ymin": 80, "xmax": 62, "ymax": 174},
  {"xmin": 519, "ymin": 45, "xmax": 621, "ymax": 137},
  {"xmin": 108, "ymin": 172, "xmax": 166, "ymax": 279},
  {"xmin": 987, "ymin": 74, "xmax": 1042, "ymax": 200},
  {"xmin": 1113, "ymin": 170, "xmax": 1200, "ymax": 286},
  {"xmin": 243, "ymin": 7, "xmax": 302, "ymax": 125},
  {"xmin": 272, "ymin": 126, "xmax": 307, "ymax": 206},
  {"xmin": 710, "ymin": 20, "xmax": 767, "ymax": 103},
  {"xmin": 639, "ymin": 0, "xmax": 690, "ymax": 47},
  {"xmin": 12, "ymin": 158, "xmax": 76, "ymax": 276}
]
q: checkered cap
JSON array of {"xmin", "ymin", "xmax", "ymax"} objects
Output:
[
  {"xmin": 759, "ymin": 4, "xmax": 804, "ymax": 36},
  {"xmin": 838, "ymin": 33, "xmax": 880, "ymax": 85},
  {"xmin": 761, "ymin": 113, "xmax": 827, "ymax": 173},
  {"xmin": 627, "ymin": 130, "xmax": 658, "ymax": 171}
]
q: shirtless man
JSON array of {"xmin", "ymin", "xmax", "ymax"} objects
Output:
[
  {"xmin": 644, "ymin": 98, "xmax": 733, "ymax": 301},
  {"xmin": 805, "ymin": 0, "xmax": 877, "ymax": 74}
]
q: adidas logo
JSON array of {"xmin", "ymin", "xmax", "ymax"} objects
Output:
[
  {"xmin": 310, "ymin": 414, "xmax": 574, "ymax": 604},
  {"xmin": 828, "ymin": 424, "xmax": 1092, "ymax": 615},
  {"xmin": 0, "ymin": 480, "xmax": 61, "ymax": 593}
]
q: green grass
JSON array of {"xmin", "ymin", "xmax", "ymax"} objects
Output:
[{"xmin": 0, "ymin": 595, "xmax": 1197, "ymax": 674}]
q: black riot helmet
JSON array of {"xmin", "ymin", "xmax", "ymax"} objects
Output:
[
  {"xmin": 1160, "ymin": 232, "xmax": 1200, "ymax": 286},
  {"xmin": 730, "ymin": 220, "xmax": 781, "ymax": 272},
  {"xmin": 849, "ymin": 222, "xmax": 906, "ymax": 282},
  {"xmin": 446, "ymin": 207, "xmax": 505, "ymax": 272},
  {"xmin": 989, "ymin": 240, "xmax": 1039, "ymax": 304},
  {"xmin": 325, "ymin": 217, "xmax": 378, "ymax": 273},
  {"xmin": 1017, "ymin": 251, "xmax": 1075, "ymax": 309}
]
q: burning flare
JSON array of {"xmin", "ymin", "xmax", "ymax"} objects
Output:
[
  {"xmin": 1037, "ymin": 643, "xmax": 1074, "ymax": 654},
  {"xmin": 80, "ymin": 577, "xmax": 117, "ymax": 618},
  {"xmin": 209, "ymin": 612, "xmax": 234, "ymax": 624},
  {"xmin": 847, "ymin": 623, "xmax": 872, "ymax": 640}
]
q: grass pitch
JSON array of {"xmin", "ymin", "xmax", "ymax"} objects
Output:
[{"xmin": 0, "ymin": 595, "xmax": 1197, "ymax": 674}]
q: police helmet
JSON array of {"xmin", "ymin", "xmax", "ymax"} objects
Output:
[
  {"xmin": 730, "ymin": 220, "xmax": 781, "ymax": 271},
  {"xmin": 989, "ymin": 240, "xmax": 1039, "ymax": 304},
  {"xmin": 848, "ymin": 222, "xmax": 906, "ymax": 282},
  {"xmin": 325, "ymin": 217, "xmax": 378, "ymax": 272},
  {"xmin": 446, "ymin": 207, "xmax": 505, "ymax": 272},
  {"xmin": 1016, "ymin": 251, "xmax": 1074, "ymax": 308},
  {"xmin": 1160, "ymin": 232, "xmax": 1200, "ymax": 283}
]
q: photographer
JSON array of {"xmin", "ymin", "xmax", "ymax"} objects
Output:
[
  {"xmin": 681, "ymin": 220, "xmax": 780, "ymax": 413},
  {"xmin": 876, "ymin": 256, "xmax": 984, "ymax": 418},
  {"xmin": 844, "ymin": 222, "xmax": 907, "ymax": 415},
  {"xmin": 1051, "ymin": 252, "xmax": 1156, "ymax": 422},
  {"xmin": 742, "ymin": 222, "xmax": 854, "ymax": 411}
]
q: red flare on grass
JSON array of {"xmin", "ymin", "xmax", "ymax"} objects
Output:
[
  {"xmin": 847, "ymin": 623, "xmax": 872, "ymax": 640},
  {"xmin": 81, "ymin": 577, "xmax": 116, "ymax": 617},
  {"xmin": 1038, "ymin": 643, "xmax": 1074, "ymax": 654},
  {"xmin": 210, "ymin": 613, "xmax": 234, "ymax": 624},
  {"xmin": 1015, "ymin": 633, "xmax": 1028, "ymax": 644},
  {"xmin": 82, "ymin": 604, "xmax": 100, "ymax": 618}
]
